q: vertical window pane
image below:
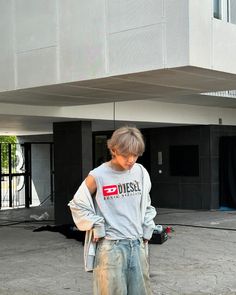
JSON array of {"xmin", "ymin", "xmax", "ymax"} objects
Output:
[
  {"xmin": 214, "ymin": 0, "xmax": 221, "ymax": 19},
  {"xmin": 229, "ymin": 0, "xmax": 236, "ymax": 24}
]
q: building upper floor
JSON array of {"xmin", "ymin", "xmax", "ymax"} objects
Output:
[
  {"xmin": 1, "ymin": 1, "xmax": 236, "ymax": 135},
  {"xmin": 1, "ymin": 0, "xmax": 236, "ymax": 93}
]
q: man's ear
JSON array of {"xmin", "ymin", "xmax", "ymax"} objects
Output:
[{"xmin": 111, "ymin": 149, "xmax": 116, "ymax": 157}]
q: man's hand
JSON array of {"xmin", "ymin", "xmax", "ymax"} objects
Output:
[{"xmin": 93, "ymin": 237, "xmax": 101, "ymax": 243}]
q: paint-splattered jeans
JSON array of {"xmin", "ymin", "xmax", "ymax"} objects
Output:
[{"xmin": 93, "ymin": 238, "xmax": 152, "ymax": 295}]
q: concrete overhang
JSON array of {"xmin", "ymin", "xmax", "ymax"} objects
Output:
[{"xmin": 1, "ymin": 66, "xmax": 236, "ymax": 135}]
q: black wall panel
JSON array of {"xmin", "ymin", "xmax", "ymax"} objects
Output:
[
  {"xmin": 149, "ymin": 125, "xmax": 236, "ymax": 210},
  {"xmin": 53, "ymin": 121, "xmax": 92, "ymax": 224}
]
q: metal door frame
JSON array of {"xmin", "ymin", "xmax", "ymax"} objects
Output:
[{"xmin": 0, "ymin": 142, "xmax": 54, "ymax": 209}]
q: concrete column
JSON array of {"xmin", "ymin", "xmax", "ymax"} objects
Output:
[{"xmin": 53, "ymin": 121, "xmax": 92, "ymax": 224}]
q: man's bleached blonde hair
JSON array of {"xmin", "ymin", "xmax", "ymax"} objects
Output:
[{"xmin": 107, "ymin": 126, "xmax": 145, "ymax": 157}]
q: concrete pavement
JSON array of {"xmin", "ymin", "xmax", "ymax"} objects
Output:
[{"xmin": 0, "ymin": 206, "xmax": 236, "ymax": 295}]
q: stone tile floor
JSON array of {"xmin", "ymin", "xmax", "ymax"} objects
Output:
[{"xmin": 0, "ymin": 206, "xmax": 236, "ymax": 294}]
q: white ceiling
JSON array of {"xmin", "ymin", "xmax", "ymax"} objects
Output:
[{"xmin": 1, "ymin": 66, "xmax": 236, "ymax": 135}]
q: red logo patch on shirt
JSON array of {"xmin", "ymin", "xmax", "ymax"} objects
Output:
[{"xmin": 103, "ymin": 185, "xmax": 118, "ymax": 196}]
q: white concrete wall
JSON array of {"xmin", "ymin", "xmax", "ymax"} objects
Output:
[
  {"xmin": 2, "ymin": 99, "xmax": 236, "ymax": 127},
  {"xmin": 1, "ymin": 93, "xmax": 236, "ymax": 136},
  {"xmin": 58, "ymin": 0, "xmax": 107, "ymax": 81},
  {"xmin": 0, "ymin": 0, "xmax": 109, "ymax": 89},
  {"xmin": 165, "ymin": 0, "xmax": 189, "ymax": 68},
  {"xmin": 114, "ymin": 100, "xmax": 236, "ymax": 126},
  {"xmin": 212, "ymin": 19, "xmax": 236, "ymax": 73},
  {"xmin": 1, "ymin": 1, "xmax": 236, "ymax": 93},
  {"xmin": 189, "ymin": 0, "xmax": 212, "ymax": 68},
  {"xmin": 0, "ymin": 0, "xmax": 58, "ymax": 90},
  {"xmin": 15, "ymin": 0, "xmax": 58, "ymax": 89},
  {"xmin": 0, "ymin": 0, "xmax": 190, "ymax": 90},
  {"xmin": 64, "ymin": 100, "xmax": 236, "ymax": 126},
  {"xmin": 0, "ymin": 1, "xmax": 15, "ymax": 91},
  {"xmin": 108, "ymin": 0, "xmax": 165, "ymax": 74},
  {"xmin": 189, "ymin": 0, "xmax": 236, "ymax": 73},
  {"xmin": 108, "ymin": 0, "xmax": 189, "ymax": 73}
]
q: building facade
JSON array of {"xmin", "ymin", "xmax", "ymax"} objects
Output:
[{"xmin": 1, "ymin": 0, "xmax": 236, "ymax": 223}]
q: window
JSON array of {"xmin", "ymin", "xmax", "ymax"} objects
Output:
[
  {"xmin": 229, "ymin": 0, "xmax": 236, "ymax": 24},
  {"xmin": 214, "ymin": 0, "xmax": 221, "ymax": 19},
  {"xmin": 213, "ymin": 0, "xmax": 236, "ymax": 24}
]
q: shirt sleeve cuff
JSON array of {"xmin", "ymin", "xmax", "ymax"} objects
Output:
[
  {"xmin": 143, "ymin": 226, "xmax": 154, "ymax": 240},
  {"xmin": 93, "ymin": 225, "xmax": 106, "ymax": 238}
]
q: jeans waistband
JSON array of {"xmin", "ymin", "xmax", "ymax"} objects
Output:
[{"xmin": 102, "ymin": 238, "xmax": 142, "ymax": 246}]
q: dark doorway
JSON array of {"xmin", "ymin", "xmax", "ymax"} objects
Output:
[{"xmin": 219, "ymin": 136, "xmax": 236, "ymax": 208}]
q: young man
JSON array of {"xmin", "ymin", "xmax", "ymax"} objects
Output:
[{"xmin": 69, "ymin": 126, "xmax": 156, "ymax": 295}]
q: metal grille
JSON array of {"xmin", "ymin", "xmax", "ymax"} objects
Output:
[{"xmin": 0, "ymin": 143, "xmax": 26, "ymax": 209}]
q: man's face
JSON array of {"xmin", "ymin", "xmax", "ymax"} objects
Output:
[{"xmin": 113, "ymin": 151, "xmax": 139, "ymax": 171}]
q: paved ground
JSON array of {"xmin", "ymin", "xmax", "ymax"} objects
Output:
[{"xmin": 0, "ymin": 205, "xmax": 236, "ymax": 295}]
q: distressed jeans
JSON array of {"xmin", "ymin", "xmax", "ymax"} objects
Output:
[{"xmin": 93, "ymin": 239, "xmax": 152, "ymax": 295}]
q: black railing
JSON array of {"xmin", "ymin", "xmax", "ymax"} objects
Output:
[{"xmin": 0, "ymin": 143, "xmax": 26, "ymax": 209}]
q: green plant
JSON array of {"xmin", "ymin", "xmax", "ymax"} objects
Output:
[{"xmin": 0, "ymin": 136, "xmax": 17, "ymax": 171}]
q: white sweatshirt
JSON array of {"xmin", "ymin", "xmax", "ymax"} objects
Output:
[{"xmin": 68, "ymin": 163, "xmax": 156, "ymax": 272}]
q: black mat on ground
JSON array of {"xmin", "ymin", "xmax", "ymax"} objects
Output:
[{"xmin": 33, "ymin": 224, "xmax": 85, "ymax": 243}]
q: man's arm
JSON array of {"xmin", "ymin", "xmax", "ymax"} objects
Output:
[
  {"xmin": 85, "ymin": 174, "xmax": 97, "ymax": 195},
  {"xmin": 85, "ymin": 175, "xmax": 103, "ymax": 242},
  {"xmin": 68, "ymin": 177, "xmax": 105, "ymax": 240}
]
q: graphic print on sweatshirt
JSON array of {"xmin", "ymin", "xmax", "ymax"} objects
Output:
[{"xmin": 102, "ymin": 180, "xmax": 141, "ymax": 200}]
